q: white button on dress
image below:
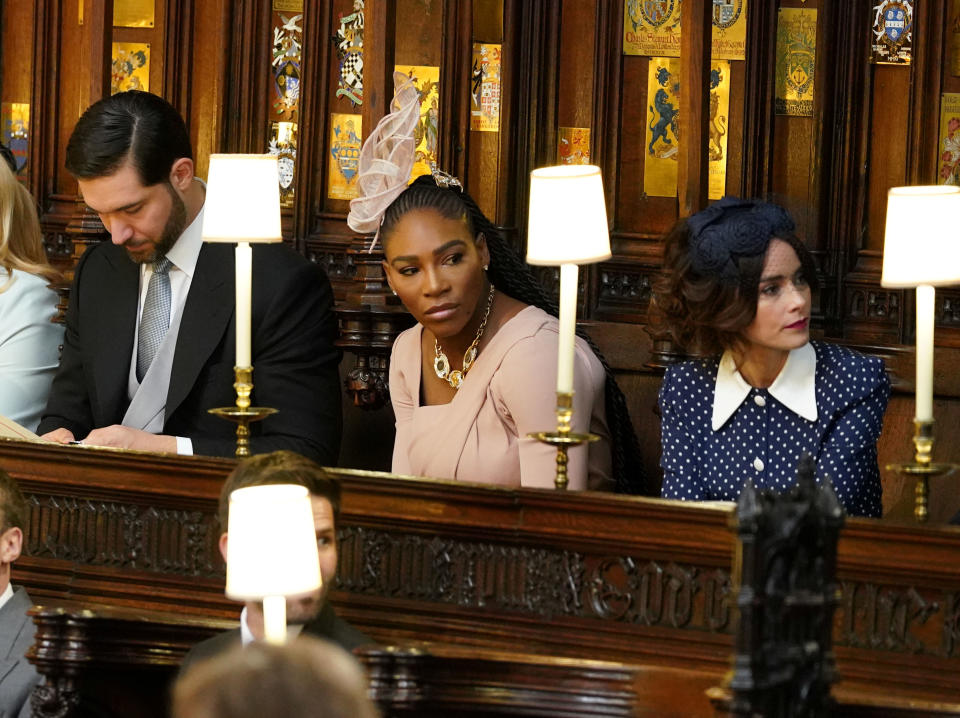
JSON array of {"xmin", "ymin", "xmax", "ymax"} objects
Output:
[
  {"xmin": 754, "ymin": 394, "xmax": 766, "ymax": 407},
  {"xmin": 753, "ymin": 458, "xmax": 764, "ymax": 471}
]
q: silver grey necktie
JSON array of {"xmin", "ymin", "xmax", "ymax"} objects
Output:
[{"xmin": 136, "ymin": 255, "xmax": 173, "ymax": 382}]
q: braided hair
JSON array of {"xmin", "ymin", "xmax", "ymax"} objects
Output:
[{"xmin": 381, "ymin": 175, "xmax": 646, "ymax": 494}]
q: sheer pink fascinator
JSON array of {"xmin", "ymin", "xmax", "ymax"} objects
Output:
[{"xmin": 346, "ymin": 71, "xmax": 421, "ymax": 249}]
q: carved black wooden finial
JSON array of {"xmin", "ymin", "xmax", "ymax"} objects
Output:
[{"xmin": 728, "ymin": 454, "xmax": 845, "ymax": 718}]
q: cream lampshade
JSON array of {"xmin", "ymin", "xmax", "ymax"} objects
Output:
[
  {"xmin": 881, "ymin": 185, "xmax": 960, "ymax": 424},
  {"xmin": 201, "ymin": 154, "xmax": 284, "ymax": 243},
  {"xmin": 225, "ymin": 484, "xmax": 321, "ymax": 644},
  {"xmin": 526, "ymin": 165, "xmax": 612, "ymax": 266},
  {"xmin": 526, "ymin": 165, "xmax": 611, "ymax": 397}
]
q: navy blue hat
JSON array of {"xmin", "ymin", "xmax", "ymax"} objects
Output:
[{"xmin": 686, "ymin": 196, "xmax": 795, "ymax": 284}]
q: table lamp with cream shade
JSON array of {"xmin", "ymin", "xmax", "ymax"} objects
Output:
[
  {"xmin": 225, "ymin": 484, "xmax": 321, "ymax": 645},
  {"xmin": 881, "ymin": 185, "xmax": 960, "ymax": 521},
  {"xmin": 202, "ymin": 154, "xmax": 282, "ymax": 456},
  {"xmin": 526, "ymin": 165, "xmax": 612, "ymax": 489}
]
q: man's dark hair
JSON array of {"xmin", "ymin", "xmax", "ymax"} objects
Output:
[
  {"xmin": 65, "ymin": 90, "xmax": 192, "ymax": 185},
  {"xmin": 217, "ymin": 451, "xmax": 341, "ymax": 532},
  {"xmin": 0, "ymin": 469, "xmax": 28, "ymax": 534}
]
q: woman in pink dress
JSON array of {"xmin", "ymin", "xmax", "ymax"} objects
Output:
[{"xmin": 377, "ymin": 173, "xmax": 644, "ymax": 492}]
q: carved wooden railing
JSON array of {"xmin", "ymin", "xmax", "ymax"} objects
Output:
[{"xmin": 1, "ymin": 438, "xmax": 959, "ymax": 712}]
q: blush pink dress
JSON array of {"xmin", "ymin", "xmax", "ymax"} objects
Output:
[{"xmin": 389, "ymin": 305, "xmax": 611, "ymax": 489}]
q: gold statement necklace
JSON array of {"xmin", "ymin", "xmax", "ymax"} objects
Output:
[{"xmin": 434, "ymin": 285, "xmax": 496, "ymax": 390}]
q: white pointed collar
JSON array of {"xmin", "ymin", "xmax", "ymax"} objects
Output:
[{"xmin": 712, "ymin": 342, "xmax": 817, "ymax": 431}]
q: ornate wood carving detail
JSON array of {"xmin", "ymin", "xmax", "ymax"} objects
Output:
[
  {"xmin": 305, "ymin": 246, "xmax": 356, "ymax": 280},
  {"xmin": 838, "ymin": 581, "xmax": 942, "ymax": 655},
  {"xmin": 943, "ymin": 592, "xmax": 960, "ymax": 658},
  {"xmin": 937, "ymin": 293, "xmax": 960, "ymax": 328},
  {"xmin": 342, "ymin": 353, "xmax": 391, "ymax": 410},
  {"xmin": 42, "ymin": 232, "xmax": 73, "ymax": 263},
  {"xmin": 337, "ymin": 525, "xmax": 731, "ymax": 631},
  {"xmin": 30, "ymin": 678, "xmax": 80, "ymax": 718},
  {"xmin": 845, "ymin": 287, "xmax": 901, "ymax": 322},
  {"xmin": 24, "ymin": 494, "xmax": 220, "ymax": 578},
  {"xmin": 598, "ymin": 267, "xmax": 653, "ymax": 305}
]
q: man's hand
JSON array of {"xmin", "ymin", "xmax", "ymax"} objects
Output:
[
  {"xmin": 41, "ymin": 428, "xmax": 76, "ymax": 444},
  {"xmin": 80, "ymin": 425, "xmax": 178, "ymax": 453}
]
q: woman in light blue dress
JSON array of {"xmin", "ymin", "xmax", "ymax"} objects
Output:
[{"xmin": 0, "ymin": 153, "xmax": 63, "ymax": 431}]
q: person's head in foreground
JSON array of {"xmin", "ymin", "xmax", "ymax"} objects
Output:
[
  {"xmin": 172, "ymin": 636, "xmax": 379, "ymax": 718},
  {"xmin": 655, "ymin": 196, "xmax": 818, "ymax": 385},
  {"xmin": 218, "ymin": 451, "xmax": 340, "ymax": 637},
  {"xmin": 0, "ymin": 468, "xmax": 27, "ymax": 592}
]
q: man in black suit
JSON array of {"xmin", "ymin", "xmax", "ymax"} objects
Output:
[
  {"xmin": 38, "ymin": 91, "xmax": 341, "ymax": 462},
  {"xmin": 181, "ymin": 451, "xmax": 370, "ymax": 670}
]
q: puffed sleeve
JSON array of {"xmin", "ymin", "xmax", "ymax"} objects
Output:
[
  {"xmin": 389, "ymin": 327, "xmax": 418, "ymax": 475},
  {"xmin": 659, "ymin": 364, "xmax": 706, "ymax": 501},
  {"xmin": 490, "ymin": 330, "xmax": 605, "ymax": 490},
  {"xmin": 816, "ymin": 355, "xmax": 889, "ymax": 517}
]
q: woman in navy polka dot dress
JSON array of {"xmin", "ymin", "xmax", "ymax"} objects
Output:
[{"xmin": 653, "ymin": 198, "xmax": 889, "ymax": 517}]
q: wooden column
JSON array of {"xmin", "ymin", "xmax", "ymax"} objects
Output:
[
  {"xmin": 88, "ymin": 0, "xmax": 114, "ymax": 103},
  {"xmin": 292, "ymin": 2, "xmax": 332, "ymax": 247},
  {"xmin": 677, "ymin": 0, "xmax": 711, "ymax": 217},
  {"xmin": 223, "ymin": 0, "xmax": 272, "ymax": 153},
  {"xmin": 439, "ymin": 0, "xmax": 472, "ymax": 182},
  {"xmin": 360, "ymin": 0, "xmax": 397, "ymax": 138},
  {"xmin": 906, "ymin": 0, "xmax": 947, "ymax": 185},
  {"xmin": 740, "ymin": 0, "xmax": 778, "ymax": 198}
]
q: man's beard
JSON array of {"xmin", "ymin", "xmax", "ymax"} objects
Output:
[
  {"xmin": 134, "ymin": 183, "xmax": 187, "ymax": 264},
  {"xmin": 285, "ymin": 587, "xmax": 326, "ymax": 626}
]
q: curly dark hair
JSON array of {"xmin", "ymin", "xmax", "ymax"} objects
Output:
[
  {"xmin": 381, "ymin": 175, "xmax": 647, "ymax": 495},
  {"xmin": 652, "ymin": 213, "xmax": 818, "ymax": 357}
]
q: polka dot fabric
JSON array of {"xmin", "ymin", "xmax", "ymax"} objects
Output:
[{"xmin": 658, "ymin": 341, "xmax": 889, "ymax": 517}]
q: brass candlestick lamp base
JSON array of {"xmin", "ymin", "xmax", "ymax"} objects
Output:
[
  {"xmin": 529, "ymin": 391, "xmax": 600, "ymax": 490},
  {"xmin": 208, "ymin": 366, "xmax": 277, "ymax": 458},
  {"xmin": 887, "ymin": 419, "xmax": 957, "ymax": 523}
]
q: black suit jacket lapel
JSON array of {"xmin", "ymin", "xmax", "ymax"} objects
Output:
[
  {"xmin": 167, "ymin": 243, "xmax": 234, "ymax": 418},
  {"xmin": 92, "ymin": 247, "xmax": 139, "ymax": 423}
]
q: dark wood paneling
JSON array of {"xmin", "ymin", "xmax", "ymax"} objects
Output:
[
  {"xmin": 223, "ymin": 0, "xmax": 273, "ymax": 153},
  {"xmin": 677, "ymin": 0, "xmax": 711, "ymax": 217}
]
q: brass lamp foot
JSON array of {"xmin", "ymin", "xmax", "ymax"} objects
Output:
[
  {"xmin": 886, "ymin": 419, "xmax": 957, "ymax": 523},
  {"xmin": 208, "ymin": 366, "xmax": 278, "ymax": 457},
  {"xmin": 529, "ymin": 391, "xmax": 600, "ymax": 490}
]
